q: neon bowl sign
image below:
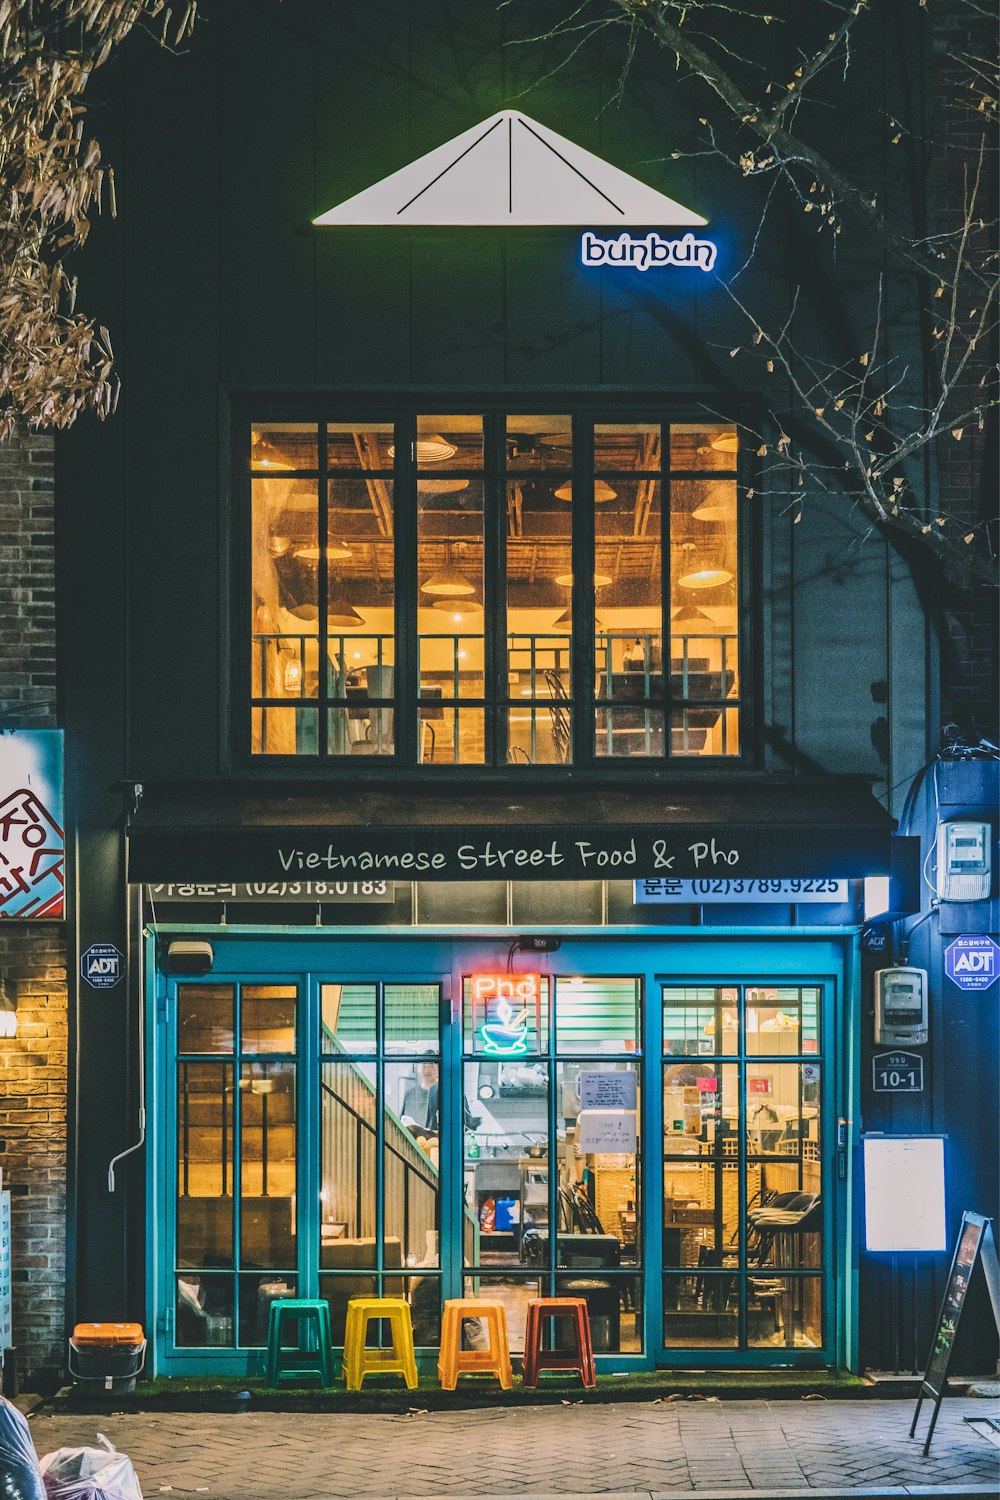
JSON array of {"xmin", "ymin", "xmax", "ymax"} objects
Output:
[{"xmin": 472, "ymin": 973, "xmax": 541, "ymax": 1056}]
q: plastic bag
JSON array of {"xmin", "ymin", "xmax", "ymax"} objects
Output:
[
  {"xmin": 0, "ymin": 1396, "xmax": 46, "ymax": 1500},
  {"xmin": 39, "ymin": 1436, "xmax": 143, "ymax": 1500}
]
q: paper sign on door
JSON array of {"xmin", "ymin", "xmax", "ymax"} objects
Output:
[{"xmin": 577, "ymin": 1108, "xmax": 638, "ymax": 1153}]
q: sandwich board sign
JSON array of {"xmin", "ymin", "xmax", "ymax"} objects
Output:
[{"xmin": 910, "ymin": 1212, "xmax": 1000, "ymax": 1454}]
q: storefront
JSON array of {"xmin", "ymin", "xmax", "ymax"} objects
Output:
[{"xmin": 144, "ymin": 910, "xmax": 860, "ymax": 1375}]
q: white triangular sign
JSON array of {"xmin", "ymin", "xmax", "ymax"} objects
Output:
[{"xmin": 314, "ymin": 110, "xmax": 706, "ymax": 227}]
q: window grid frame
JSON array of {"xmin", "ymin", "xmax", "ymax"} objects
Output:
[{"xmin": 239, "ymin": 400, "xmax": 756, "ymax": 775}]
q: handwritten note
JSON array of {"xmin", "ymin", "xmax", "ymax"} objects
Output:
[
  {"xmin": 580, "ymin": 1071, "xmax": 637, "ymax": 1111},
  {"xmin": 578, "ymin": 1108, "xmax": 638, "ymax": 1154}
]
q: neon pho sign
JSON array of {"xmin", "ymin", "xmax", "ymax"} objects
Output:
[{"xmin": 472, "ymin": 973, "xmax": 541, "ymax": 1057}]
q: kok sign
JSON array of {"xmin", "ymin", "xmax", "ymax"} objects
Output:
[
  {"xmin": 945, "ymin": 935, "xmax": 999, "ymax": 991},
  {"xmin": 0, "ymin": 729, "xmax": 64, "ymax": 920},
  {"xmin": 81, "ymin": 943, "xmax": 124, "ymax": 990},
  {"xmin": 472, "ymin": 973, "xmax": 541, "ymax": 1057}
]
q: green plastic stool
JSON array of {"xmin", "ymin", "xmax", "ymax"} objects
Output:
[{"xmin": 264, "ymin": 1299, "xmax": 334, "ymax": 1388}]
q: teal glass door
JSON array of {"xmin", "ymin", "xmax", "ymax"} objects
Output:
[
  {"xmin": 458, "ymin": 973, "xmax": 644, "ymax": 1356},
  {"xmin": 317, "ymin": 978, "xmax": 444, "ymax": 1344},
  {"xmin": 659, "ymin": 981, "xmax": 831, "ymax": 1361},
  {"xmin": 169, "ymin": 979, "xmax": 300, "ymax": 1352}
]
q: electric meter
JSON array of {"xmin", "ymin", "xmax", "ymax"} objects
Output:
[
  {"xmin": 935, "ymin": 820, "xmax": 991, "ymax": 902},
  {"xmin": 874, "ymin": 966, "xmax": 928, "ymax": 1046}
]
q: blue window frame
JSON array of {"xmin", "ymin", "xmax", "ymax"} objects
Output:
[{"xmin": 150, "ymin": 934, "xmax": 850, "ymax": 1375}]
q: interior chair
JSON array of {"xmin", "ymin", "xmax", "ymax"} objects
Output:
[{"xmin": 543, "ymin": 670, "xmax": 571, "ymax": 763}]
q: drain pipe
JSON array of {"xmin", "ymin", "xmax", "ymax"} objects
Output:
[{"xmin": 108, "ymin": 885, "xmax": 146, "ymax": 1192}]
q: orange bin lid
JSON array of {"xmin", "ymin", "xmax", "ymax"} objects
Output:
[{"xmin": 71, "ymin": 1321, "xmax": 144, "ymax": 1348}]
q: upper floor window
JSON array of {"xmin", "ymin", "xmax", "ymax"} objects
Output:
[{"xmin": 246, "ymin": 409, "xmax": 745, "ymax": 768}]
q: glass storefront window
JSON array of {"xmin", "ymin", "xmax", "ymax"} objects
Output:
[
  {"xmin": 417, "ymin": 430, "xmax": 484, "ymax": 763},
  {"xmin": 320, "ymin": 1058, "xmax": 377, "ymax": 1256},
  {"xmin": 506, "ymin": 416, "xmax": 573, "ymax": 762},
  {"xmin": 164, "ymin": 966, "xmax": 829, "ymax": 1365},
  {"xmin": 321, "ymin": 982, "xmax": 376, "ymax": 1054},
  {"xmin": 462, "ymin": 1059, "xmax": 548, "ymax": 1270},
  {"xmin": 661, "ymin": 983, "xmax": 823, "ymax": 1353},
  {"xmin": 173, "ymin": 982, "xmax": 300, "ymax": 1349},
  {"xmin": 248, "ymin": 411, "xmax": 745, "ymax": 763}
]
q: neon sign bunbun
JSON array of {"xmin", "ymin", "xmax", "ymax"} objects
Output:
[{"xmin": 581, "ymin": 230, "xmax": 717, "ymax": 272}]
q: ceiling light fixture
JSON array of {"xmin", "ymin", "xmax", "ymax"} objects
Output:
[
  {"xmin": 552, "ymin": 479, "xmax": 618, "ymax": 503},
  {"xmin": 251, "ymin": 433, "xmax": 294, "ymax": 470},
  {"xmin": 328, "ymin": 597, "xmax": 365, "ymax": 627},
  {"xmin": 692, "ymin": 500, "xmax": 732, "ymax": 523},
  {"xmin": 389, "ymin": 435, "xmax": 457, "ymax": 464},
  {"xmin": 553, "ymin": 569, "xmax": 613, "ymax": 588},
  {"xmin": 552, "ymin": 607, "xmax": 573, "ymax": 632},
  {"xmin": 432, "ymin": 597, "xmax": 483, "ymax": 617},
  {"xmin": 710, "ymin": 431, "xmax": 739, "ymax": 454},
  {"xmin": 416, "ymin": 478, "xmax": 471, "ymax": 495},
  {"xmin": 293, "ymin": 537, "xmax": 354, "ymax": 561},
  {"xmin": 670, "ymin": 605, "xmax": 715, "ymax": 632},
  {"xmin": 421, "ymin": 566, "xmax": 477, "ymax": 597},
  {"xmin": 678, "ymin": 565, "xmax": 733, "ymax": 589}
]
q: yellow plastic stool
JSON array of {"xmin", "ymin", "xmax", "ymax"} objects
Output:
[
  {"xmin": 343, "ymin": 1297, "xmax": 419, "ymax": 1391},
  {"xmin": 438, "ymin": 1299, "xmax": 513, "ymax": 1391}
]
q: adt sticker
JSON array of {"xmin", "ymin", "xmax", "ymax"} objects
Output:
[
  {"xmin": 944, "ymin": 935, "xmax": 999, "ymax": 991},
  {"xmin": 81, "ymin": 942, "xmax": 124, "ymax": 990}
]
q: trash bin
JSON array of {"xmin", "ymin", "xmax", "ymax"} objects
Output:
[{"xmin": 68, "ymin": 1322, "xmax": 146, "ymax": 1394}]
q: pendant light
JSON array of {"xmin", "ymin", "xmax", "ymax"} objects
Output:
[
  {"xmin": 552, "ymin": 479, "xmax": 617, "ymax": 503},
  {"xmin": 678, "ymin": 564, "xmax": 733, "ymax": 589},
  {"xmin": 388, "ymin": 435, "xmax": 457, "ymax": 464},
  {"xmin": 417, "ymin": 477, "xmax": 470, "ymax": 494},
  {"xmin": 293, "ymin": 537, "xmax": 353, "ymax": 561},
  {"xmin": 432, "ymin": 598, "xmax": 484, "ymax": 623},
  {"xmin": 697, "ymin": 431, "xmax": 739, "ymax": 458},
  {"xmin": 692, "ymin": 483, "xmax": 734, "ymax": 523},
  {"xmin": 420, "ymin": 545, "xmax": 477, "ymax": 597},
  {"xmin": 552, "ymin": 607, "xmax": 573, "ymax": 632},
  {"xmin": 251, "ymin": 432, "xmax": 294, "ymax": 470},
  {"xmin": 553, "ymin": 569, "xmax": 613, "ymax": 588},
  {"xmin": 328, "ymin": 597, "xmax": 364, "ymax": 627}
]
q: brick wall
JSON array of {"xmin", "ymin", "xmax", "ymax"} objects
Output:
[{"xmin": 0, "ymin": 429, "xmax": 68, "ymax": 1388}]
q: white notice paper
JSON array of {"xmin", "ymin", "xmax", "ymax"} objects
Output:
[
  {"xmin": 863, "ymin": 1136, "xmax": 947, "ymax": 1252},
  {"xmin": 578, "ymin": 1108, "xmax": 638, "ymax": 1154},
  {"xmin": 580, "ymin": 1071, "xmax": 638, "ymax": 1111}
]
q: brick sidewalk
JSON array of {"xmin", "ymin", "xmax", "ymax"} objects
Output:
[{"xmin": 23, "ymin": 1398, "xmax": 1000, "ymax": 1499}]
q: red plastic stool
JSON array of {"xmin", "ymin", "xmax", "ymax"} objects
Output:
[{"xmin": 522, "ymin": 1297, "xmax": 596, "ymax": 1388}]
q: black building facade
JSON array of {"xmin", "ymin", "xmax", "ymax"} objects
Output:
[{"xmin": 39, "ymin": 0, "xmax": 998, "ymax": 1381}]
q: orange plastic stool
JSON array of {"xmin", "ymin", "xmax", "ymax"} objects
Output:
[
  {"xmin": 438, "ymin": 1299, "xmax": 513, "ymax": 1390},
  {"xmin": 522, "ymin": 1297, "xmax": 596, "ymax": 1388}
]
